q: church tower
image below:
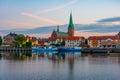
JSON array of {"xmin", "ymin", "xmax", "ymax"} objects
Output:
[{"xmin": 68, "ymin": 13, "xmax": 74, "ymax": 37}]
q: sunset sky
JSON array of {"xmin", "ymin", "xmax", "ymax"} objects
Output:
[
  {"xmin": 0, "ymin": 0, "xmax": 120, "ymax": 29},
  {"xmin": 0, "ymin": 0, "xmax": 120, "ymax": 37}
]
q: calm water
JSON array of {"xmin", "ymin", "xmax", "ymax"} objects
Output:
[{"xmin": 0, "ymin": 52, "xmax": 120, "ymax": 80}]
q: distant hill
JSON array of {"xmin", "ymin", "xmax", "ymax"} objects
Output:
[{"xmin": 0, "ymin": 24, "xmax": 120, "ymax": 35}]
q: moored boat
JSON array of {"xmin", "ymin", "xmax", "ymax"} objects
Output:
[
  {"xmin": 32, "ymin": 47, "xmax": 58, "ymax": 52},
  {"xmin": 58, "ymin": 47, "xmax": 82, "ymax": 52}
]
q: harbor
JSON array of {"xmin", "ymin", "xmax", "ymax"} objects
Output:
[{"xmin": 0, "ymin": 0, "xmax": 120, "ymax": 80}]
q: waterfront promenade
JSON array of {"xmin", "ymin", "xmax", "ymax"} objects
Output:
[
  {"xmin": 1, "ymin": 46, "xmax": 120, "ymax": 54},
  {"xmin": 0, "ymin": 47, "xmax": 31, "ymax": 52}
]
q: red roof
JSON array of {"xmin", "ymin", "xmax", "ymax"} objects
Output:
[
  {"xmin": 88, "ymin": 36, "xmax": 118, "ymax": 40},
  {"xmin": 63, "ymin": 36, "xmax": 84, "ymax": 40},
  {"xmin": 49, "ymin": 36, "xmax": 84, "ymax": 41},
  {"xmin": 26, "ymin": 35, "xmax": 31, "ymax": 39}
]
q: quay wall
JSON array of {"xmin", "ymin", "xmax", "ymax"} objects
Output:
[{"xmin": 81, "ymin": 48, "xmax": 120, "ymax": 53}]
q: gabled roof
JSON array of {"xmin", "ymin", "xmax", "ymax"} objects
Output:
[
  {"xmin": 49, "ymin": 36, "xmax": 84, "ymax": 41},
  {"xmin": 63, "ymin": 36, "xmax": 83, "ymax": 40},
  {"xmin": 88, "ymin": 36, "xmax": 118, "ymax": 40},
  {"xmin": 26, "ymin": 35, "xmax": 31, "ymax": 39}
]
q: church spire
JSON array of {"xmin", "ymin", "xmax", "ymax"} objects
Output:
[
  {"xmin": 68, "ymin": 12, "xmax": 74, "ymax": 29},
  {"xmin": 57, "ymin": 25, "xmax": 59, "ymax": 32}
]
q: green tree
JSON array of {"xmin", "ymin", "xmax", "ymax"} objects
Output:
[
  {"xmin": 26, "ymin": 41, "xmax": 32, "ymax": 48},
  {"xmin": 84, "ymin": 39, "xmax": 88, "ymax": 45},
  {"xmin": 22, "ymin": 44, "xmax": 26, "ymax": 48},
  {"xmin": 12, "ymin": 41, "xmax": 20, "ymax": 47},
  {"xmin": 0, "ymin": 36, "xmax": 2, "ymax": 46},
  {"xmin": 15, "ymin": 34, "xmax": 26, "ymax": 44},
  {"xmin": 61, "ymin": 40, "xmax": 65, "ymax": 46},
  {"xmin": 55, "ymin": 40, "xmax": 62, "ymax": 47}
]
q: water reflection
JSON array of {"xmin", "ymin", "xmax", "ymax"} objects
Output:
[
  {"xmin": 0, "ymin": 52, "xmax": 32, "ymax": 60},
  {"xmin": 0, "ymin": 53, "xmax": 1, "ymax": 57},
  {"xmin": 0, "ymin": 52, "xmax": 120, "ymax": 80},
  {"xmin": 0, "ymin": 52, "xmax": 120, "ymax": 61}
]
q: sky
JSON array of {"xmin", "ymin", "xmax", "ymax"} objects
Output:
[{"xmin": 0, "ymin": 0, "xmax": 120, "ymax": 37}]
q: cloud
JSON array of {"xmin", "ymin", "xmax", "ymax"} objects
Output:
[
  {"xmin": 37, "ymin": 0, "xmax": 78, "ymax": 14},
  {"xmin": 8, "ymin": 21, "xmax": 41, "ymax": 28},
  {"xmin": 75, "ymin": 31, "xmax": 117, "ymax": 38},
  {"xmin": 21, "ymin": 12, "xmax": 61, "ymax": 25},
  {"xmin": 97, "ymin": 17, "xmax": 120, "ymax": 22},
  {"xmin": 74, "ymin": 24, "xmax": 120, "ymax": 33},
  {"xmin": 1, "ymin": 17, "xmax": 120, "ymax": 35},
  {"xmin": 20, "ymin": 0, "xmax": 78, "ymax": 29}
]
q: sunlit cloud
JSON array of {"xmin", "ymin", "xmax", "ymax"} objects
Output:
[
  {"xmin": 101, "ymin": 21, "xmax": 120, "ymax": 26},
  {"xmin": 75, "ymin": 31, "xmax": 117, "ymax": 38},
  {"xmin": 8, "ymin": 21, "xmax": 41, "ymax": 29},
  {"xmin": 37, "ymin": 0, "xmax": 78, "ymax": 14},
  {"xmin": 21, "ymin": 12, "xmax": 61, "ymax": 25},
  {"xmin": 97, "ymin": 17, "xmax": 120, "ymax": 23}
]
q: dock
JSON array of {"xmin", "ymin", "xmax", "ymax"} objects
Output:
[
  {"xmin": 0, "ymin": 47, "xmax": 32, "ymax": 52},
  {"xmin": 81, "ymin": 48, "xmax": 120, "ymax": 53}
]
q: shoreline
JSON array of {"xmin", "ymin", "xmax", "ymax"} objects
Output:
[{"xmin": 0, "ymin": 47, "xmax": 120, "ymax": 53}]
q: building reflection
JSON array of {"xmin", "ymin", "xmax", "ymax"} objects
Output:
[
  {"xmin": 1, "ymin": 52, "xmax": 32, "ymax": 60},
  {"xmin": 67, "ymin": 54, "xmax": 75, "ymax": 80},
  {"xmin": 0, "ymin": 53, "xmax": 2, "ymax": 60},
  {"xmin": 1, "ymin": 51, "xmax": 120, "ymax": 65}
]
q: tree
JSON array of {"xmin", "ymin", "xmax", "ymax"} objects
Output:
[
  {"xmin": 15, "ymin": 34, "xmax": 26, "ymax": 44},
  {"xmin": 61, "ymin": 40, "xmax": 65, "ymax": 46},
  {"xmin": 84, "ymin": 39, "xmax": 88, "ymax": 45},
  {"xmin": 55, "ymin": 40, "xmax": 62, "ymax": 47},
  {"xmin": 26, "ymin": 41, "xmax": 32, "ymax": 48},
  {"xmin": 12, "ymin": 41, "xmax": 20, "ymax": 47},
  {"xmin": 0, "ymin": 36, "xmax": 2, "ymax": 46}
]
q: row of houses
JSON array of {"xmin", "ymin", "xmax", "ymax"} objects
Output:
[
  {"xmin": 3, "ymin": 31, "xmax": 120, "ymax": 48},
  {"xmin": 3, "ymin": 32, "xmax": 45, "ymax": 47},
  {"xmin": 88, "ymin": 32, "xmax": 120, "ymax": 48},
  {"xmin": 2, "ymin": 32, "xmax": 85, "ymax": 48}
]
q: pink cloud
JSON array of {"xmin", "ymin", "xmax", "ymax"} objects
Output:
[
  {"xmin": 21, "ymin": 12, "xmax": 61, "ymax": 25},
  {"xmin": 37, "ymin": 0, "xmax": 78, "ymax": 14},
  {"xmin": 75, "ymin": 31, "xmax": 117, "ymax": 38}
]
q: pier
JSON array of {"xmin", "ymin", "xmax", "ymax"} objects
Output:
[
  {"xmin": 0, "ymin": 47, "xmax": 32, "ymax": 52},
  {"xmin": 81, "ymin": 48, "xmax": 120, "ymax": 53}
]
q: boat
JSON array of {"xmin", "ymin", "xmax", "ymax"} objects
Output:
[
  {"xmin": 58, "ymin": 47, "xmax": 82, "ymax": 52},
  {"xmin": 32, "ymin": 46, "xmax": 58, "ymax": 52}
]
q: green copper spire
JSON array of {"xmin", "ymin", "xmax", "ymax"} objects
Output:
[
  {"xmin": 57, "ymin": 25, "xmax": 59, "ymax": 32},
  {"xmin": 68, "ymin": 13, "xmax": 74, "ymax": 29}
]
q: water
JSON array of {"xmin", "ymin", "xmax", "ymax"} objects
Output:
[{"xmin": 0, "ymin": 52, "xmax": 120, "ymax": 80}]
